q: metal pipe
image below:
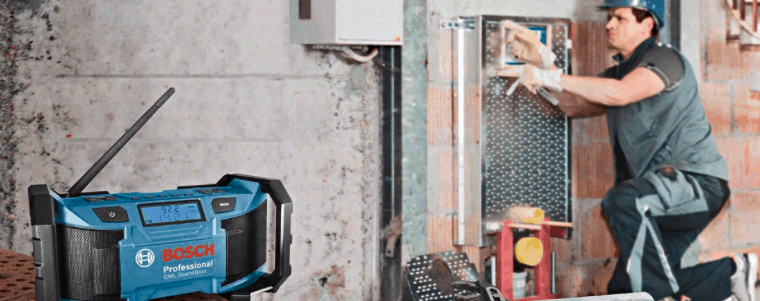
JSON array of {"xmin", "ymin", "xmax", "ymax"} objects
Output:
[
  {"xmin": 551, "ymin": 252, "xmax": 556, "ymax": 295},
  {"xmin": 491, "ymin": 256, "xmax": 497, "ymax": 286},
  {"xmin": 457, "ymin": 18, "xmax": 466, "ymax": 245}
]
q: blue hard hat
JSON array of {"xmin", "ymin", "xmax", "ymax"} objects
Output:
[{"xmin": 598, "ymin": 0, "xmax": 665, "ymax": 30}]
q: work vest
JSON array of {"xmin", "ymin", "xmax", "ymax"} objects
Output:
[{"xmin": 602, "ymin": 37, "xmax": 728, "ymax": 182}]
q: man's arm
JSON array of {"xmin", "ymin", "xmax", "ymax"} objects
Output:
[
  {"xmin": 557, "ymin": 67, "xmax": 666, "ymax": 107},
  {"xmin": 553, "ymin": 91, "xmax": 606, "ymax": 118}
]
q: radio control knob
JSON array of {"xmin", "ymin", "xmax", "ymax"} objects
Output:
[
  {"xmin": 211, "ymin": 197, "xmax": 236, "ymax": 213},
  {"xmin": 93, "ymin": 206, "xmax": 129, "ymax": 222}
]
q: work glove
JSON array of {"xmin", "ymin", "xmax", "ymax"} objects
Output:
[
  {"xmin": 497, "ymin": 63, "xmax": 563, "ymax": 94},
  {"xmin": 453, "ymin": 279, "xmax": 509, "ymax": 301},
  {"xmin": 502, "ymin": 20, "xmax": 556, "ymax": 70}
]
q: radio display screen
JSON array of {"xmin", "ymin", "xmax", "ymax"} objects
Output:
[{"xmin": 138, "ymin": 200, "xmax": 205, "ymax": 226}]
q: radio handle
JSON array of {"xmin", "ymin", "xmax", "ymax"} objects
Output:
[
  {"xmin": 220, "ymin": 174, "xmax": 293, "ymax": 298},
  {"xmin": 28, "ymin": 184, "xmax": 62, "ymax": 301}
]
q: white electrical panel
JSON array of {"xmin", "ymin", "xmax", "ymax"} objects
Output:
[{"xmin": 289, "ymin": 0, "xmax": 403, "ymax": 45}]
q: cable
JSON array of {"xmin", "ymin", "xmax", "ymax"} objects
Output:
[{"xmin": 342, "ymin": 48, "xmax": 379, "ymax": 63}]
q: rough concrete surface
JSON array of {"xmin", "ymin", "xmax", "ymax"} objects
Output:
[{"xmin": 1, "ymin": 0, "xmax": 382, "ymax": 300}]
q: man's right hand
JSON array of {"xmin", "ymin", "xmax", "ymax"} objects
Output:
[{"xmin": 502, "ymin": 20, "xmax": 556, "ymax": 70}]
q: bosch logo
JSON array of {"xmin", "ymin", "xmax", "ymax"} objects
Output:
[
  {"xmin": 135, "ymin": 249, "xmax": 155, "ymax": 268},
  {"xmin": 163, "ymin": 244, "xmax": 215, "ymax": 262}
]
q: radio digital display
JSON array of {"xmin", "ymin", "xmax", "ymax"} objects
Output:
[{"xmin": 138, "ymin": 200, "xmax": 205, "ymax": 226}]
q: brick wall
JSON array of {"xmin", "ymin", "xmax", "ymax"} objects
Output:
[
  {"xmin": 425, "ymin": 0, "xmax": 760, "ymax": 296},
  {"xmin": 554, "ymin": 22, "xmax": 619, "ymax": 297},
  {"xmin": 696, "ymin": 0, "xmax": 760, "ymax": 268}
]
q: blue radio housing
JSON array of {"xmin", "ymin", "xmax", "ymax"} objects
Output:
[{"xmin": 29, "ymin": 174, "xmax": 293, "ymax": 301}]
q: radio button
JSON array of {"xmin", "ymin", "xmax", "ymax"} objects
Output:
[
  {"xmin": 83, "ymin": 197, "xmax": 102, "ymax": 203},
  {"xmin": 211, "ymin": 197, "xmax": 236, "ymax": 213},
  {"xmin": 93, "ymin": 206, "xmax": 129, "ymax": 222}
]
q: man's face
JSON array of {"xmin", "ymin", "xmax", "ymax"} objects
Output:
[{"xmin": 605, "ymin": 7, "xmax": 652, "ymax": 51}]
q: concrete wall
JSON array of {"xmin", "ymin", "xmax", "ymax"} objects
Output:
[{"xmin": 0, "ymin": 1, "xmax": 382, "ymax": 300}]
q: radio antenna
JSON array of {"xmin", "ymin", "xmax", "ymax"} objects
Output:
[{"xmin": 68, "ymin": 88, "xmax": 175, "ymax": 197}]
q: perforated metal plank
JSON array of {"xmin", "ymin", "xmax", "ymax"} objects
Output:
[
  {"xmin": 455, "ymin": 16, "xmax": 572, "ymax": 246},
  {"xmin": 405, "ymin": 251, "xmax": 480, "ymax": 301},
  {"xmin": 481, "ymin": 16, "xmax": 572, "ymax": 226}
]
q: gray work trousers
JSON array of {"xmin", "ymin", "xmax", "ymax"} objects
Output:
[{"xmin": 602, "ymin": 166, "xmax": 732, "ymax": 301}]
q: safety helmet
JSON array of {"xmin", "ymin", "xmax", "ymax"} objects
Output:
[{"xmin": 597, "ymin": 0, "xmax": 665, "ymax": 30}]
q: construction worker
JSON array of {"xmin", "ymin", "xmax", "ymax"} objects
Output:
[{"xmin": 500, "ymin": 0, "xmax": 757, "ymax": 301}]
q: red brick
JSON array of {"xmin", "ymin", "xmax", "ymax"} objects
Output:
[
  {"xmin": 697, "ymin": 199, "xmax": 731, "ymax": 251},
  {"xmin": 572, "ymin": 115, "xmax": 609, "ymax": 145},
  {"xmin": 572, "ymin": 142, "xmax": 615, "ymax": 199},
  {"xmin": 551, "ymin": 200, "xmax": 581, "ymax": 266},
  {"xmin": 555, "ymin": 259, "xmax": 617, "ymax": 297},
  {"xmin": 571, "ymin": 22, "xmax": 613, "ymax": 77},
  {"xmin": 742, "ymin": 51, "xmax": 760, "ymax": 72},
  {"xmin": 699, "ymin": 82, "xmax": 733, "ymax": 136},
  {"xmin": 700, "ymin": 249, "xmax": 735, "ymax": 264},
  {"xmin": 731, "ymin": 191, "xmax": 760, "ymax": 246},
  {"xmin": 706, "ymin": 28, "xmax": 729, "ymax": 67},
  {"xmin": 716, "ymin": 136, "xmax": 760, "ymax": 190},
  {"xmin": 734, "ymin": 89, "xmax": 760, "ymax": 134},
  {"xmin": 582, "ymin": 204, "xmax": 619, "ymax": 260},
  {"xmin": 431, "ymin": 149, "xmax": 455, "ymax": 212},
  {"xmin": 427, "ymin": 214, "xmax": 455, "ymax": 254},
  {"xmin": 704, "ymin": 65, "xmax": 747, "ymax": 81},
  {"xmin": 427, "ymin": 86, "xmax": 454, "ymax": 146}
]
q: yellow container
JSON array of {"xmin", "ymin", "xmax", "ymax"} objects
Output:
[
  {"xmin": 509, "ymin": 206, "xmax": 545, "ymax": 224},
  {"xmin": 515, "ymin": 237, "xmax": 543, "ymax": 266}
]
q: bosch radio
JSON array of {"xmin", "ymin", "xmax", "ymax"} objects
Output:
[{"xmin": 28, "ymin": 88, "xmax": 292, "ymax": 301}]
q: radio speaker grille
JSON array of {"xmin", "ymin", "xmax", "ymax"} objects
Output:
[
  {"xmin": 221, "ymin": 202, "xmax": 267, "ymax": 286},
  {"xmin": 57, "ymin": 225, "xmax": 125, "ymax": 301}
]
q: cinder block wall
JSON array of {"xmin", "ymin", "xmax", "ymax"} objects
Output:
[{"xmin": 0, "ymin": 1, "xmax": 382, "ymax": 300}]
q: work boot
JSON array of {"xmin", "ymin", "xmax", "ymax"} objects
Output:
[{"xmin": 731, "ymin": 253, "xmax": 758, "ymax": 301}]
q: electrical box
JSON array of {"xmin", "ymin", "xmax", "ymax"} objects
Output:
[{"xmin": 289, "ymin": 0, "xmax": 403, "ymax": 45}]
